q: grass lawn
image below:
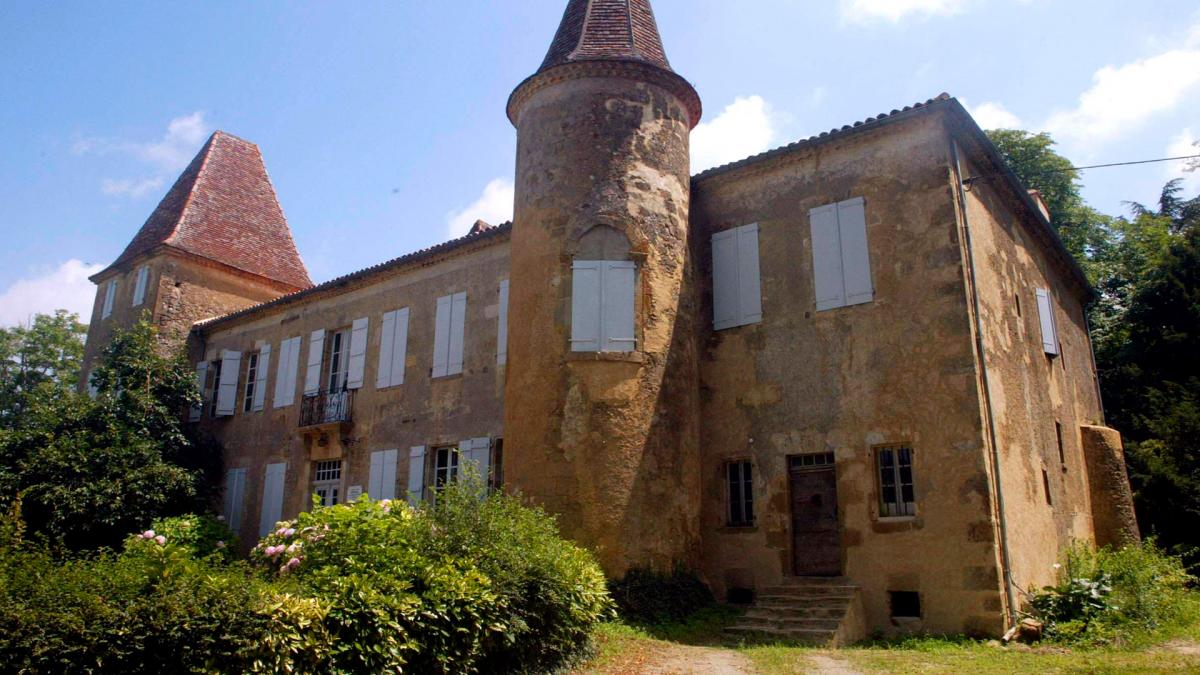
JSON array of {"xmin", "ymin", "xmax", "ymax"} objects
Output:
[{"xmin": 583, "ymin": 596, "xmax": 1200, "ymax": 674}]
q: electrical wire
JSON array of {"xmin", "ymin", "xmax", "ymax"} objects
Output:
[{"xmin": 964, "ymin": 153, "xmax": 1200, "ymax": 184}]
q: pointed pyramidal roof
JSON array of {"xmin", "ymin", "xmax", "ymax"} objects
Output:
[
  {"xmin": 100, "ymin": 131, "xmax": 312, "ymax": 290},
  {"xmin": 539, "ymin": 0, "xmax": 673, "ymax": 74}
]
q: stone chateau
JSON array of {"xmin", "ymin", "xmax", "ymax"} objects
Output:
[{"xmin": 81, "ymin": 0, "xmax": 1139, "ymax": 639}]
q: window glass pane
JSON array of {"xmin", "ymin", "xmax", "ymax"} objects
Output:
[
  {"xmin": 742, "ymin": 463, "xmax": 754, "ymax": 523},
  {"xmin": 728, "ymin": 463, "xmax": 742, "ymax": 524}
]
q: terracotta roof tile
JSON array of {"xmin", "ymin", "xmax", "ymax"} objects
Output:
[
  {"xmin": 100, "ymin": 131, "xmax": 312, "ymax": 290},
  {"xmin": 540, "ymin": 0, "xmax": 672, "ymax": 73}
]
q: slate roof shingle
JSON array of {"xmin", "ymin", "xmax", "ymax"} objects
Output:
[{"xmin": 540, "ymin": 0, "xmax": 672, "ymax": 74}]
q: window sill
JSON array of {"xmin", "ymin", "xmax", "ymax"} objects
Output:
[
  {"xmin": 566, "ymin": 351, "xmax": 645, "ymax": 364},
  {"xmin": 430, "ymin": 372, "xmax": 464, "ymax": 381},
  {"xmin": 876, "ymin": 515, "xmax": 917, "ymax": 523},
  {"xmin": 720, "ymin": 524, "xmax": 758, "ymax": 533}
]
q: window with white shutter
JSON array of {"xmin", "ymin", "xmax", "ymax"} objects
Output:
[
  {"xmin": 251, "ymin": 345, "xmax": 270, "ymax": 411},
  {"xmin": 810, "ymin": 197, "xmax": 874, "ymax": 312},
  {"xmin": 407, "ymin": 446, "xmax": 427, "ymax": 505},
  {"xmin": 223, "ymin": 468, "xmax": 247, "ymax": 532},
  {"xmin": 346, "ymin": 317, "xmax": 369, "ymax": 390},
  {"xmin": 460, "ymin": 437, "xmax": 491, "ymax": 485},
  {"xmin": 101, "ymin": 280, "xmax": 117, "ymax": 319},
  {"xmin": 571, "ymin": 260, "xmax": 636, "ymax": 353},
  {"xmin": 132, "ymin": 266, "xmax": 150, "ymax": 307},
  {"xmin": 273, "ymin": 337, "xmax": 301, "ymax": 409},
  {"xmin": 433, "ymin": 292, "xmax": 467, "ymax": 378},
  {"xmin": 215, "ymin": 350, "xmax": 241, "ymax": 417},
  {"xmin": 258, "ymin": 463, "xmax": 287, "ymax": 537},
  {"xmin": 377, "ymin": 308, "xmax": 410, "ymax": 389},
  {"xmin": 368, "ymin": 449, "xmax": 399, "ymax": 500},
  {"xmin": 242, "ymin": 352, "xmax": 260, "ymax": 413},
  {"xmin": 1036, "ymin": 288, "xmax": 1060, "ymax": 357},
  {"xmin": 497, "ymin": 280, "xmax": 509, "ymax": 365},
  {"xmin": 304, "ymin": 330, "xmax": 325, "ymax": 395},
  {"xmin": 712, "ymin": 224, "xmax": 763, "ymax": 330}
]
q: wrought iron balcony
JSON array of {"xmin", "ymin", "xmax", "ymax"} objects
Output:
[{"xmin": 300, "ymin": 389, "xmax": 354, "ymax": 428}]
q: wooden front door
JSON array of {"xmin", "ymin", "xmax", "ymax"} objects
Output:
[{"xmin": 790, "ymin": 455, "xmax": 841, "ymax": 577}]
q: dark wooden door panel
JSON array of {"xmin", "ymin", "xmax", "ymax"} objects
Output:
[{"xmin": 790, "ymin": 467, "xmax": 840, "ymax": 577}]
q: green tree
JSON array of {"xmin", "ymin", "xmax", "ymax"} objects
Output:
[
  {"xmin": 0, "ymin": 310, "xmax": 87, "ymax": 425},
  {"xmin": 0, "ymin": 319, "xmax": 216, "ymax": 551},
  {"xmin": 985, "ymin": 129, "xmax": 1114, "ymax": 279}
]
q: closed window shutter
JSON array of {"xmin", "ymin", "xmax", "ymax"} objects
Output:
[
  {"xmin": 190, "ymin": 361, "xmax": 208, "ymax": 421},
  {"xmin": 224, "ymin": 468, "xmax": 246, "ymax": 532},
  {"xmin": 497, "ymin": 280, "xmax": 509, "ymax": 365},
  {"xmin": 810, "ymin": 204, "xmax": 846, "ymax": 311},
  {"xmin": 368, "ymin": 451, "xmax": 384, "ymax": 498},
  {"xmin": 391, "ymin": 308, "xmax": 409, "ymax": 386},
  {"xmin": 448, "ymin": 292, "xmax": 467, "ymax": 375},
  {"xmin": 433, "ymin": 296, "xmax": 452, "ymax": 377},
  {"xmin": 1036, "ymin": 289, "xmax": 1060, "ymax": 356},
  {"xmin": 469, "ymin": 437, "xmax": 491, "ymax": 484},
  {"xmin": 602, "ymin": 261, "xmax": 636, "ymax": 352},
  {"xmin": 712, "ymin": 230, "xmax": 739, "ymax": 330},
  {"xmin": 252, "ymin": 345, "xmax": 270, "ymax": 411},
  {"xmin": 132, "ymin": 266, "xmax": 149, "ymax": 307},
  {"xmin": 102, "ymin": 281, "xmax": 116, "ymax": 319},
  {"xmin": 273, "ymin": 337, "xmax": 300, "ymax": 408},
  {"xmin": 377, "ymin": 311, "xmax": 396, "ymax": 388},
  {"xmin": 838, "ymin": 198, "xmax": 873, "ymax": 306},
  {"xmin": 346, "ymin": 317, "xmax": 369, "ymax": 390},
  {"xmin": 258, "ymin": 463, "xmax": 287, "ymax": 537},
  {"xmin": 304, "ymin": 330, "xmax": 325, "ymax": 395},
  {"xmin": 215, "ymin": 350, "xmax": 241, "ymax": 417},
  {"xmin": 571, "ymin": 261, "xmax": 602, "ymax": 352},
  {"xmin": 737, "ymin": 224, "xmax": 763, "ymax": 325},
  {"xmin": 407, "ymin": 446, "xmax": 426, "ymax": 504}
]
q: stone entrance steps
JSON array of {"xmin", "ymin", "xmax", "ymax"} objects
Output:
[{"xmin": 726, "ymin": 577, "xmax": 866, "ymax": 646}]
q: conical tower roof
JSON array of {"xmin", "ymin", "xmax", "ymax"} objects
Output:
[
  {"xmin": 539, "ymin": 0, "xmax": 672, "ymax": 73},
  {"xmin": 99, "ymin": 131, "xmax": 312, "ymax": 290}
]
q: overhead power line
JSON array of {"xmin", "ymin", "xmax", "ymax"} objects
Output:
[{"xmin": 964, "ymin": 153, "xmax": 1200, "ymax": 185}]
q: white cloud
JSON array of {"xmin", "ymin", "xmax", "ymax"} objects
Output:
[
  {"xmin": 841, "ymin": 0, "xmax": 966, "ymax": 24},
  {"xmin": 100, "ymin": 176, "xmax": 166, "ymax": 199},
  {"xmin": 74, "ymin": 112, "xmax": 211, "ymax": 199},
  {"xmin": 445, "ymin": 178, "xmax": 514, "ymax": 239},
  {"xmin": 691, "ymin": 95, "xmax": 777, "ymax": 174},
  {"xmin": 966, "ymin": 101, "xmax": 1023, "ymax": 130},
  {"xmin": 0, "ymin": 260, "xmax": 105, "ymax": 327},
  {"xmin": 1043, "ymin": 48, "xmax": 1200, "ymax": 147},
  {"xmin": 1165, "ymin": 128, "xmax": 1200, "ymax": 196}
]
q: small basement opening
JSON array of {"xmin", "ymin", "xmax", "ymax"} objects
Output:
[{"xmin": 890, "ymin": 590, "xmax": 921, "ymax": 618}]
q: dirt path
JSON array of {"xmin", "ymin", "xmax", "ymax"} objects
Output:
[
  {"xmin": 804, "ymin": 652, "xmax": 864, "ymax": 674},
  {"xmin": 636, "ymin": 644, "xmax": 754, "ymax": 674}
]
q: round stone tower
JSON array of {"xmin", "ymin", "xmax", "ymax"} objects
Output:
[{"xmin": 503, "ymin": 0, "xmax": 704, "ymax": 575}]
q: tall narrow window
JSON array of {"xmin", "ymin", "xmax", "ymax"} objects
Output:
[
  {"xmin": 243, "ymin": 353, "xmax": 260, "ymax": 412},
  {"xmin": 877, "ymin": 445, "xmax": 916, "ymax": 517},
  {"xmin": 132, "ymin": 266, "xmax": 150, "ymax": 307},
  {"xmin": 712, "ymin": 224, "xmax": 763, "ymax": 330},
  {"xmin": 1043, "ymin": 468, "xmax": 1054, "ymax": 506},
  {"xmin": 327, "ymin": 330, "xmax": 349, "ymax": 392},
  {"xmin": 490, "ymin": 438, "xmax": 505, "ymax": 490},
  {"xmin": 727, "ymin": 461, "xmax": 754, "ymax": 526},
  {"xmin": 1056, "ymin": 421, "xmax": 1066, "ymax": 468},
  {"xmin": 208, "ymin": 359, "xmax": 222, "ymax": 416},
  {"xmin": 1036, "ymin": 288, "xmax": 1060, "ymax": 357},
  {"xmin": 433, "ymin": 447, "xmax": 459, "ymax": 494},
  {"xmin": 101, "ymin": 280, "xmax": 117, "ymax": 319},
  {"xmin": 313, "ymin": 460, "xmax": 343, "ymax": 507},
  {"xmin": 810, "ymin": 197, "xmax": 873, "ymax": 312},
  {"xmin": 433, "ymin": 293, "xmax": 467, "ymax": 377},
  {"xmin": 572, "ymin": 225, "xmax": 636, "ymax": 353}
]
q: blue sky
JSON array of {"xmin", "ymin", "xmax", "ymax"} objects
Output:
[{"xmin": 2, "ymin": 0, "xmax": 1198, "ymax": 326}]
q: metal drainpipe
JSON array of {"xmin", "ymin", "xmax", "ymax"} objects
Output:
[{"xmin": 950, "ymin": 138, "xmax": 1018, "ymax": 628}]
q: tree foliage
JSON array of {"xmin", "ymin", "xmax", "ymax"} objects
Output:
[
  {"xmin": 0, "ymin": 310, "xmax": 87, "ymax": 425},
  {"xmin": 0, "ymin": 319, "xmax": 216, "ymax": 551}
]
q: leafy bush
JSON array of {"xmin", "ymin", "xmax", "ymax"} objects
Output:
[
  {"xmin": 252, "ymin": 477, "xmax": 611, "ymax": 673},
  {"xmin": 1030, "ymin": 540, "xmax": 1193, "ymax": 644},
  {"xmin": 609, "ymin": 565, "xmax": 714, "ymax": 624},
  {"xmin": 148, "ymin": 513, "xmax": 237, "ymax": 561}
]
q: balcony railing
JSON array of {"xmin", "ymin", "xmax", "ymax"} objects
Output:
[{"xmin": 300, "ymin": 389, "xmax": 354, "ymax": 428}]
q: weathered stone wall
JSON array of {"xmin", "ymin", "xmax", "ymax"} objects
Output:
[
  {"xmin": 196, "ymin": 238, "xmax": 509, "ymax": 545},
  {"xmin": 691, "ymin": 112, "xmax": 1006, "ymax": 636},
  {"xmin": 957, "ymin": 147, "xmax": 1107, "ymax": 598},
  {"xmin": 81, "ymin": 253, "xmax": 284, "ymax": 387},
  {"xmin": 1080, "ymin": 425, "xmax": 1139, "ymax": 547},
  {"xmin": 504, "ymin": 70, "xmax": 702, "ymax": 575}
]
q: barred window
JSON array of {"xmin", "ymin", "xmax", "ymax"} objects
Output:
[
  {"xmin": 727, "ymin": 461, "xmax": 754, "ymax": 527},
  {"xmin": 877, "ymin": 445, "xmax": 915, "ymax": 517}
]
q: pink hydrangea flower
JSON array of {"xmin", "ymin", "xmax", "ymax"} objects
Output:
[
  {"xmin": 275, "ymin": 527, "xmax": 288, "ymax": 537},
  {"xmin": 284, "ymin": 528, "xmax": 296, "ymax": 537},
  {"xmin": 154, "ymin": 535, "xmax": 166, "ymax": 546},
  {"xmin": 286, "ymin": 542, "xmax": 301, "ymax": 554},
  {"xmin": 285, "ymin": 557, "xmax": 301, "ymax": 571},
  {"xmin": 142, "ymin": 530, "xmax": 155, "ymax": 539}
]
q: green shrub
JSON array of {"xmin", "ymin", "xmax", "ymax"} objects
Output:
[
  {"xmin": 609, "ymin": 565, "xmax": 714, "ymax": 624},
  {"xmin": 1030, "ymin": 540, "xmax": 1194, "ymax": 644},
  {"xmin": 147, "ymin": 513, "xmax": 237, "ymax": 561},
  {"xmin": 251, "ymin": 477, "xmax": 610, "ymax": 673}
]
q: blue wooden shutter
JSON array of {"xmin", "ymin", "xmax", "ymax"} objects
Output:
[
  {"xmin": 1036, "ymin": 289, "xmax": 1059, "ymax": 356},
  {"xmin": 497, "ymin": 280, "xmax": 509, "ymax": 365},
  {"xmin": 712, "ymin": 229, "xmax": 739, "ymax": 330},
  {"xmin": 224, "ymin": 468, "xmax": 246, "ymax": 532},
  {"xmin": 571, "ymin": 261, "xmax": 602, "ymax": 352},
  {"xmin": 737, "ymin": 224, "xmax": 763, "ymax": 325},
  {"xmin": 407, "ymin": 446, "xmax": 426, "ymax": 504},
  {"xmin": 252, "ymin": 344, "xmax": 270, "ymax": 411},
  {"xmin": 258, "ymin": 463, "xmax": 287, "ymax": 537},
  {"xmin": 433, "ymin": 295, "xmax": 452, "ymax": 377},
  {"xmin": 448, "ymin": 292, "xmax": 467, "ymax": 375},
  {"xmin": 810, "ymin": 204, "xmax": 845, "ymax": 311},
  {"xmin": 215, "ymin": 350, "xmax": 241, "ymax": 417},
  {"xmin": 602, "ymin": 261, "xmax": 636, "ymax": 352},
  {"xmin": 346, "ymin": 317, "xmax": 369, "ymax": 390},
  {"xmin": 838, "ymin": 198, "xmax": 873, "ymax": 306},
  {"xmin": 377, "ymin": 311, "xmax": 396, "ymax": 388}
]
